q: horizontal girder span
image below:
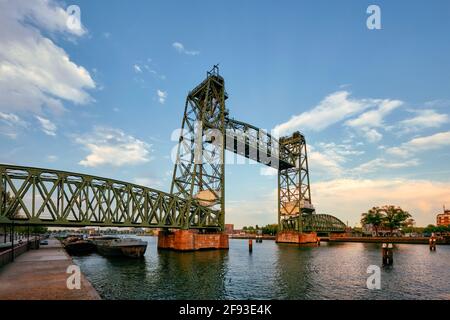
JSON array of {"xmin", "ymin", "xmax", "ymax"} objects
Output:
[
  {"xmin": 0, "ymin": 164, "xmax": 221, "ymax": 229},
  {"xmin": 224, "ymin": 118, "xmax": 296, "ymax": 170}
]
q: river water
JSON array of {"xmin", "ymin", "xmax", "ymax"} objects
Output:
[{"xmin": 72, "ymin": 237, "xmax": 450, "ymax": 300}]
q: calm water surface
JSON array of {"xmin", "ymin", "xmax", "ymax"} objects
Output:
[{"xmin": 72, "ymin": 237, "xmax": 450, "ymax": 300}]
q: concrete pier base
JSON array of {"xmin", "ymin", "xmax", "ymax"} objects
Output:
[
  {"xmin": 157, "ymin": 229, "xmax": 229, "ymax": 251},
  {"xmin": 276, "ymin": 231, "xmax": 318, "ymax": 244}
]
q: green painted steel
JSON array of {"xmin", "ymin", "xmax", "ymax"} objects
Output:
[
  {"xmin": 0, "ymin": 164, "xmax": 221, "ymax": 229},
  {"xmin": 303, "ymin": 214, "xmax": 347, "ymax": 233},
  {"xmin": 0, "ymin": 67, "xmax": 346, "ymax": 233},
  {"xmin": 170, "ymin": 66, "xmax": 226, "ymax": 230}
]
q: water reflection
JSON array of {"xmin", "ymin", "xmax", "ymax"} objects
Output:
[
  {"xmin": 154, "ymin": 249, "xmax": 228, "ymax": 299},
  {"xmin": 72, "ymin": 238, "xmax": 450, "ymax": 300}
]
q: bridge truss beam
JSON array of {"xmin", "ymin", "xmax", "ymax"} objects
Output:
[
  {"xmin": 0, "ymin": 165, "xmax": 221, "ymax": 229},
  {"xmin": 0, "ymin": 67, "xmax": 347, "ymax": 234}
]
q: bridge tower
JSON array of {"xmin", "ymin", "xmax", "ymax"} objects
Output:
[
  {"xmin": 158, "ymin": 66, "xmax": 229, "ymax": 250},
  {"xmin": 170, "ymin": 65, "xmax": 226, "ymax": 230},
  {"xmin": 276, "ymin": 131, "xmax": 318, "ymax": 244}
]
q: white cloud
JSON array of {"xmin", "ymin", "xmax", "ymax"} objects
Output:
[
  {"xmin": 172, "ymin": 41, "xmax": 199, "ymax": 56},
  {"xmin": 274, "ymin": 91, "xmax": 385, "ymax": 136},
  {"xmin": 307, "ymin": 142, "xmax": 365, "ymax": 178},
  {"xmin": 0, "ymin": 112, "xmax": 27, "ymax": 127},
  {"xmin": 133, "ymin": 177, "xmax": 163, "ymax": 188},
  {"xmin": 309, "ymin": 151, "xmax": 343, "ymax": 177},
  {"xmin": 133, "ymin": 61, "xmax": 166, "ymax": 80},
  {"xmin": 35, "ymin": 115, "xmax": 57, "ymax": 136},
  {"xmin": 399, "ymin": 109, "xmax": 449, "ymax": 132},
  {"xmin": 353, "ymin": 157, "xmax": 420, "ymax": 174},
  {"xmin": 157, "ymin": 90, "xmax": 167, "ymax": 104},
  {"xmin": 312, "ymin": 178, "xmax": 450, "ymax": 227},
  {"xmin": 345, "ymin": 99, "xmax": 403, "ymax": 142},
  {"xmin": 76, "ymin": 127, "xmax": 152, "ymax": 167},
  {"xmin": 274, "ymin": 91, "xmax": 403, "ymax": 142},
  {"xmin": 346, "ymin": 100, "xmax": 402, "ymax": 128},
  {"xmin": 260, "ymin": 167, "xmax": 277, "ymax": 176},
  {"xmin": 386, "ymin": 131, "xmax": 450, "ymax": 158},
  {"xmin": 133, "ymin": 64, "xmax": 142, "ymax": 73},
  {"xmin": 0, "ymin": 112, "xmax": 28, "ymax": 139},
  {"xmin": 364, "ymin": 129, "xmax": 383, "ymax": 142},
  {"xmin": 0, "ymin": 0, "xmax": 95, "ymax": 114}
]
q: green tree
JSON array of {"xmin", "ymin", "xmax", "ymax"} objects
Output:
[
  {"xmin": 361, "ymin": 207, "xmax": 385, "ymax": 236},
  {"xmin": 424, "ymin": 224, "xmax": 437, "ymax": 234},
  {"xmin": 261, "ymin": 224, "xmax": 278, "ymax": 235},
  {"xmin": 381, "ymin": 205, "xmax": 411, "ymax": 235}
]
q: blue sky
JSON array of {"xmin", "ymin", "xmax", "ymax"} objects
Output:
[{"xmin": 1, "ymin": 0, "xmax": 449, "ymax": 227}]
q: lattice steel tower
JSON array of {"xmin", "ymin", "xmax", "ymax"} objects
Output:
[
  {"xmin": 278, "ymin": 132, "xmax": 315, "ymax": 232},
  {"xmin": 170, "ymin": 66, "xmax": 226, "ymax": 230}
]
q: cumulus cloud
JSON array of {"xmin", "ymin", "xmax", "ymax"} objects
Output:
[
  {"xmin": 157, "ymin": 90, "xmax": 167, "ymax": 104},
  {"xmin": 273, "ymin": 90, "xmax": 403, "ymax": 144},
  {"xmin": 399, "ymin": 109, "xmax": 449, "ymax": 133},
  {"xmin": 307, "ymin": 142, "xmax": 364, "ymax": 178},
  {"xmin": 273, "ymin": 91, "xmax": 401, "ymax": 138},
  {"xmin": 75, "ymin": 127, "xmax": 152, "ymax": 167},
  {"xmin": 308, "ymin": 148, "xmax": 343, "ymax": 178},
  {"xmin": 0, "ymin": 0, "xmax": 95, "ymax": 114},
  {"xmin": 35, "ymin": 115, "xmax": 57, "ymax": 136},
  {"xmin": 386, "ymin": 131, "xmax": 450, "ymax": 157},
  {"xmin": 172, "ymin": 41, "xmax": 199, "ymax": 56},
  {"xmin": 345, "ymin": 99, "xmax": 403, "ymax": 142}
]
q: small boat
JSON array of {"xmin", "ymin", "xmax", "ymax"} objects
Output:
[
  {"xmin": 63, "ymin": 236, "xmax": 96, "ymax": 255},
  {"xmin": 89, "ymin": 236, "xmax": 147, "ymax": 258}
]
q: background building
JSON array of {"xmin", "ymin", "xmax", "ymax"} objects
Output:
[
  {"xmin": 437, "ymin": 207, "xmax": 450, "ymax": 227},
  {"xmin": 224, "ymin": 224, "xmax": 234, "ymax": 235}
]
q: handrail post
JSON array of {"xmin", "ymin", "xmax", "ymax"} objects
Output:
[{"xmin": 11, "ymin": 221, "xmax": 14, "ymax": 262}]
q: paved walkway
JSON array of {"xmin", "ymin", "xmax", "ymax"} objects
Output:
[{"xmin": 0, "ymin": 239, "xmax": 100, "ymax": 300}]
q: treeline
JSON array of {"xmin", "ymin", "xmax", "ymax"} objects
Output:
[
  {"xmin": 241, "ymin": 224, "xmax": 278, "ymax": 235},
  {"xmin": 361, "ymin": 205, "xmax": 412, "ymax": 236},
  {"xmin": 423, "ymin": 225, "xmax": 450, "ymax": 234}
]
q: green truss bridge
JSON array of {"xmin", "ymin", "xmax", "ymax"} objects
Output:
[{"xmin": 0, "ymin": 66, "xmax": 346, "ymax": 234}]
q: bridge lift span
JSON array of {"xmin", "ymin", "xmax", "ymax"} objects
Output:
[{"xmin": 0, "ymin": 66, "xmax": 346, "ymax": 250}]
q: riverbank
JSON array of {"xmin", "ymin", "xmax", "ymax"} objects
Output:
[
  {"xmin": 328, "ymin": 236, "xmax": 449, "ymax": 244},
  {"xmin": 0, "ymin": 239, "xmax": 100, "ymax": 300},
  {"xmin": 229, "ymin": 235, "xmax": 276, "ymax": 240}
]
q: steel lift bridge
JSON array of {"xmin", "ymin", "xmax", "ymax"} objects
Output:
[{"xmin": 0, "ymin": 66, "xmax": 346, "ymax": 236}]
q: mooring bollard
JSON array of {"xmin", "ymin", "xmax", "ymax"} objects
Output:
[
  {"xmin": 382, "ymin": 243, "xmax": 393, "ymax": 266},
  {"xmin": 429, "ymin": 237, "xmax": 437, "ymax": 251},
  {"xmin": 249, "ymin": 239, "xmax": 253, "ymax": 253}
]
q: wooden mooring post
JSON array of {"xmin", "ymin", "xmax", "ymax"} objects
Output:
[
  {"xmin": 248, "ymin": 239, "xmax": 253, "ymax": 253},
  {"xmin": 429, "ymin": 234, "xmax": 437, "ymax": 251},
  {"xmin": 382, "ymin": 243, "xmax": 393, "ymax": 266}
]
